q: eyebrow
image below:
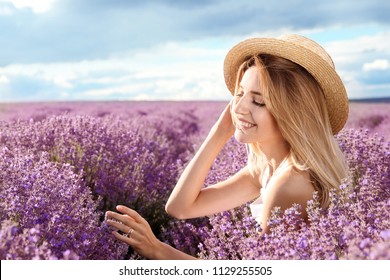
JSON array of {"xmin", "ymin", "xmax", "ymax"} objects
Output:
[{"xmin": 239, "ymin": 85, "xmax": 263, "ymax": 96}]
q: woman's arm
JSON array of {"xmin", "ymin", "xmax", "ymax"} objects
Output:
[
  {"xmin": 106, "ymin": 205, "xmax": 198, "ymax": 260},
  {"xmin": 165, "ymin": 102, "xmax": 260, "ymax": 219},
  {"xmin": 106, "ymin": 103, "xmax": 259, "ymax": 260}
]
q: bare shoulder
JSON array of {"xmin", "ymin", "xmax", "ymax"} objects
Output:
[
  {"xmin": 260, "ymin": 166, "xmax": 315, "ymax": 231},
  {"xmin": 270, "ymin": 167, "xmax": 315, "ymax": 203}
]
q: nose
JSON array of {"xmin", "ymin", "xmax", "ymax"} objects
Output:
[{"xmin": 233, "ymin": 93, "xmax": 251, "ymax": 115}]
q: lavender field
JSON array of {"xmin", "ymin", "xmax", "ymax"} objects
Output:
[{"xmin": 0, "ymin": 101, "xmax": 389, "ymax": 260}]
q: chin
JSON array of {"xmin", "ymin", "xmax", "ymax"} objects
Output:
[{"xmin": 234, "ymin": 130, "xmax": 253, "ymax": 144}]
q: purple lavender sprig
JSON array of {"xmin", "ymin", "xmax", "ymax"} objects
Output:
[
  {"xmin": 0, "ymin": 146, "xmax": 128, "ymax": 259},
  {"xmin": 179, "ymin": 129, "xmax": 389, "ymax": 260}
]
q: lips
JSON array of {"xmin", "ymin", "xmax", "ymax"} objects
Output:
[{"xmin": 238, "ymin": 119, "xmax": 256, "ymax": 129}]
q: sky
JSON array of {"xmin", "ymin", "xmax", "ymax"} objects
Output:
[{"xmin": 0, "ymin": 0, "xmax": 389, "ymax": 102}]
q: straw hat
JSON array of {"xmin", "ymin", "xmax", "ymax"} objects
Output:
[{"xmin": 223, "ymin": 34, "xmax": 348, "ymax": 134}]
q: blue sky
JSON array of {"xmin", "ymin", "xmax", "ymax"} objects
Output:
[{"xmin": 0, "ymin": 0, "xmax": 389, "ymax": 102}]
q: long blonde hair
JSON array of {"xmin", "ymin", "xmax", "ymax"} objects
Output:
[{"xmin": 234, "ymin": 54, "xmax": 347, "ymax": 208}]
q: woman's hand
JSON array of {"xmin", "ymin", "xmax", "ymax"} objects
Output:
[
  {"xmin": 165, "ymin": 100, "xmax": 238, "ymax": 220},
  {"xmin": 105, "ymin": 205, "xmax": 162, "ymax": 260},
  {"xmin": 213, "ymin": 100, "xmax": 235, "ymax": 139},
  {"xmin": 105, "ymin": 205, "xmax": 198, "ymax": 260}
]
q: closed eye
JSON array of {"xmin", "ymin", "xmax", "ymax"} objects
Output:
[
  {"xmin": 253, "ymin": 100, "xmax": 265, "ymax": 107},
  {"xmin": 235, "ymin": 90, "xmax": 265, "ymax": 107}
]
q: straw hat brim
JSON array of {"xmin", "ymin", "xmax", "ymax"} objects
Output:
[{"xmin": 223, "ymin": 37, "xmax": 348, "ymax": 135}]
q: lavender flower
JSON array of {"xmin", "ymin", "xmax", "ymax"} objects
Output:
[
  {"xmin": 0, "ymin": 101, "xmax": 388, "ymax": 259},
  {"xmin": 193, "ymin": 128, "xmax": 389, "ymax": 260},
  {"xmin": 0, "ymin": 147, "xmax": 127, "ymax": 259}
]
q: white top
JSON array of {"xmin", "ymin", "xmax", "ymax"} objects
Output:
[
  {"xmin": 249, "ymin": 166, "xmax": 270, "ymax": 225},
  {"xmin": 249, "ymin": 159, "xmax": 289, "ymax": 225}
]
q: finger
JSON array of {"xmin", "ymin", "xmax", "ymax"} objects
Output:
[
  {"xmin": 105, "ymin": 210, "xmax": 136, "ymax": 224},
  {"xmin": 105, "ymin": 211, "xmax": 140, "ymax": 234},
  {"xmin": 106, "ymin": 219, "xmax": 133, "ymax": 234},
  {"xmin": 115, "ymin": 205, "xmax": 145, "ymax": 223},
  {"xmin": 112, "ymin": 231, "xmax": 135, "ymax": 245},
  {"xmin": 223, "ymin": 100, "xmax": 233, "ymax": 114},
  {"xmin": 112, "ymin": 227, "xmax": 140, "ymax": 244},
  {"xmin": 224, "ymin": 100, "xmax": 231, "ymax": 109}
]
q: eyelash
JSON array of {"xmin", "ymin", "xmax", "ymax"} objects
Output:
[
  {"xmin": 235, "ymin": 92, "xmax": 266, "ymax": 107},
  {"xmin": 253, "ymin": 101, "xmax": 266, "ymax": 107}
]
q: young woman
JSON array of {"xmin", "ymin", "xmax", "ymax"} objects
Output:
[{"xmin": 105, "ymin": 34, "xmax": 349, "ymax": 260}]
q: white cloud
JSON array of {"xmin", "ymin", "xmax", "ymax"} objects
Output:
[
  {"xmin": 0, "ymin": 38, "xmax": 231, "ymax": 101},
  {"xmin": 0, "ymin": 0, "xmax": 55, "ymax": 13},
  {"xmin": 0, "ymin": 5, "xmax": 12, "ymax": 15},
  {"xmin": 322, "ymin": 32, "xmax": 390, "ymax": 98},
  {"xmin": 134, "ymin": 94, "xmax": 152, "ymax": 101},
  {"xmin": 325, "ymin": 32, "xmax": 390, "ymax": 65},
  {"xmin": 1, "ymin": 28, "xmax": 390, "ymax": 102},
  {"xmin": 81, "ymin": 83, "xmax": 153, "ymax": 98},
  {"xmin": 345, "ymin": 79, "xmax": 390, "ymax": 99},
  {"xmin": 363, "ymin": 59, "xmax": 390, "ymax": 72},
  {"xmin": 0, "ymin": 75, "xmax": 9, "ymax": 84}
]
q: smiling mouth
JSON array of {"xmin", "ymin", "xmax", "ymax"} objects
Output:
[{"xmin": 238, "ymin": 120, "xmax": 256, "ymax": 130}]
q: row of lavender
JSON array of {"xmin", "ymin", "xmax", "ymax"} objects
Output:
[
  {"xmin": 165, "ymin": 129, "xmax": 389, "ymax": 260},
  {"xmin": 0, "ymin": 105, "xmax": 200, "ymax": 259},
  {"xmin": 0, "ymin": 101, "xmax": 389, "ymax": 259}
]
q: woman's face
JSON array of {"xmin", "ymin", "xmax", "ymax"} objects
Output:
[{"xmin": 232, "ymin": 66, "xmax": 284, "ymax": 145}]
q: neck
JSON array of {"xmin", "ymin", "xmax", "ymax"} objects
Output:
[{"xmin": 260, "ymin": 140, "xmax": 290, "ymax": 175}]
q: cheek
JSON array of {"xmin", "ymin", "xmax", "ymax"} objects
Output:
[
  {"xmin": 257, "ymin": 112, "xmax": 279, "ymax": 133},
  {"xmin": 269, "ymin": 115, "xmax": 279, "ymax": 130},
  {"xmin": 267, "ymin": 116, "xmax": 282, "ymax": 136}
]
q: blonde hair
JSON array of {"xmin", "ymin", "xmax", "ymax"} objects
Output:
[{"xmin": 234, "ymin": 54, "xmax": 347, "ymax": 208}]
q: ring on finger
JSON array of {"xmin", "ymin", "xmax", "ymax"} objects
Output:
[{"xmin": 125, "ymin": 227, "xmax": 134, "ymax": 239}]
